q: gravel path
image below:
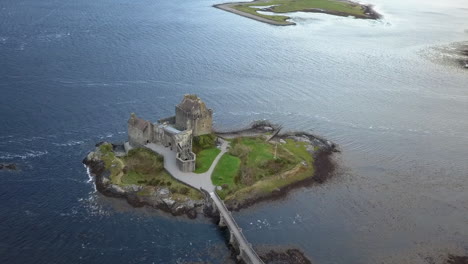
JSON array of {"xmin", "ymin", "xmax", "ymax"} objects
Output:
[{"xmin": 145, "ymin": 139, "xmax": 229, "ymax": 191}]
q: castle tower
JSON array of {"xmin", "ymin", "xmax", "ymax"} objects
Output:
[
  {"xmin": 175, "ymin": 94, "xmax": 213, "ymax": 136},
  {"xmin": 128, "ymin": 113, "xmax": 153, "ymax": 147}
]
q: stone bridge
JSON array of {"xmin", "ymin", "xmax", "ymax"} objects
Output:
[
  {"xmin": 202, "ymin": 189, "xmax": 265, "ymax": 264},
  {"xmin": 142, "ymin": 140, "xmax": 264, "ymax": 263}
]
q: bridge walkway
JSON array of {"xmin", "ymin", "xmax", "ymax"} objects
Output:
[{"xmin": 210, "ymin": 191, "xmax": 265, "ymax": 264}]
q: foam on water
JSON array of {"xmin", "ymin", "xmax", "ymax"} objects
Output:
[{"xmin": 0, "ymin": 150, "xmax": 48, "ymax": 160}]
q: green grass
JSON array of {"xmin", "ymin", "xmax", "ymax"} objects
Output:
[
  {"xmin": 194, "ymin": 147, "xmax": 221, "ymax": 173},
  {"xmin": 212, "ymin": 154, "xmax": 241, "ymax": 186},
  {"xmin": 193, "ymin": 134, "xmax": 217, "ymax": 154},
  {"xmin": 282, "ymin": 139, "xmax": 313, "ymax": 163},
  {"xmin": 230, "ymin": 0, "xmax": 370, "ymax": 24},
  {"xmin": 232, "ymin": 5, "xmax": 290, "ymax": 24},
  {"xmin": 99, "ymin": 143, "xmax": 124, "ymax": 184},
  {"xmin": 99, "ymin": 145, "xmax": 202, "ymax": 200},
  {"xmin": 236, "ymin": 137, "xmax": 274, "ymax": 167},
  {"xmin": 213, "ymin": 136, "xmax": 315, "ymax": 201}
]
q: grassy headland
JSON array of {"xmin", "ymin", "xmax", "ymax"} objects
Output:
[
  {"xmin": 214, "ymin": 0, "xmax": 381, "ymax": 26},
  {"xmin": 212, "ymin": 136, "xmax": 315, "ymax": 205}
]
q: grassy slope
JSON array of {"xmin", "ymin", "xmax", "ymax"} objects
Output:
[
  {"xmin": 192, "ymin": 134, "xmax": 220, "ymax": 174},
  {"xmin": 231, "ymin": 0, "xmax": 367, "ymax": 24},
  {"xmin": 194, "ymin": 148, "xmax": 221, "ymax": 173},
  {"xmin": 213, "ymin": 137, "xmax": 314, "ymax": 201},
  {"xmin": 99, "ymin": 144, "xmax": 125, "ymax": 183},
  {"xmin": 99, "ymin": 144, "xmax": 202, "ymax": 200}
]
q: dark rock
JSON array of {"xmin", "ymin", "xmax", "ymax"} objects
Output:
[
  {"xmin": 186, "ymin": 209, "xmax": 197, "ymax": 219},
  {"xmin": 0, "ymin": 163, "xmax": 17, "ymax": 171},
  {"xmin": 6, "ymin": 164, "xmax": 16, "ymax": 170},
  {"xmin": 260, "ymin": 248, "xmax": 312, "ymax": 264},
  {"xmin": 447, "ymin": 255, "xmax": 468, "ymax": 264}
]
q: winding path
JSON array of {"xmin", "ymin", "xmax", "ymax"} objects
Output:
[
  {"xmin": 144, "ymin": 139, "xmax": 228, "ymax": 191},
  {"xmin": 144, "ymin": 139, "xmax": 264, "ymax": 264}
]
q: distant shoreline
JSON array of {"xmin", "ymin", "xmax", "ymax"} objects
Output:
[
  {"xmin": 213, "ymin": 3, "xmax": 296, "ymax": 26},
  {"xmin": 214, "ymin": 0, "xmax": 381, "ymax": 26}
]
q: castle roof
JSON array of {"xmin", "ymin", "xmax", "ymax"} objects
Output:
[
  {"xmin": 163, "ymin": 125, "xmax": 181, "ymax": 135},
  {"xmin": 176, "ymin": 94, "xmax": 209, "ymax": 115},
  {"xmin": 129, "ymin": 115, "xmax": 149, "ymax": 131}
]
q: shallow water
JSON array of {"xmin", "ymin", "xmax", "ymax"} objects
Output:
[{"xmin": 0, "ymin": 0, "xmax": 467, "ymax": 263}]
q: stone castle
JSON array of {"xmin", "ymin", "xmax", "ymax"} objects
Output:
[{"xmin": 127, "ymin": 95, "xmax": 213, "ymax": 172}]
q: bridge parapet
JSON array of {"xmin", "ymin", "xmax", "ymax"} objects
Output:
[{"xmin": 201, "ymin": 188, "xmax": 264, "ymax": 264}]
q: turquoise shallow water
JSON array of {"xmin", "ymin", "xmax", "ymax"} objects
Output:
[{"xmin": 0, "ymin": 0, "xmax": 467, "ymax": 263}]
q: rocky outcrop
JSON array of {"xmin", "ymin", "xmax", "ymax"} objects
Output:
[
  {"xmin": 0, "ymin": 163, "xmax": 17, "ymax": 171},
  {"xmin": 83, "ymin": 144, "xmax": 205, "ymax": 219},
  {"xmin": 446, "ymin": 255, "xmax": 468, "ymax": 264},
  {"xmin": 259, "ymin": 248, "xmax": 312, "ymax": 264}
]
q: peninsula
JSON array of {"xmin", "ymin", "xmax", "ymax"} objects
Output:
[{"xmin": 214, "ymin": 0, "xmax": 381, "ymax": 26}]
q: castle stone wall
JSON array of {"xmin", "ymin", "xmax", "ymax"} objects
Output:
[
  {"xmin": 176, "ymin": 153, "xmax": 196, "ymax": 172},
  {"xmin": 175, "ymin": 106, "xmax": 213, "ymax": 137},
  {"xmin": 128, "ymin": 115, "xmax": 153, "ymax": 147},
  {"xmin": 127, "ymin": 95, "xmax": 214, "ymax": 172},
  {"xmin": 193, "ymin": 109, "xmax": 213, "ymax": 136}
]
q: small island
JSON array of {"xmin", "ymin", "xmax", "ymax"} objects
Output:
[
  {"xmin": 214, "ymin": 0, "xmax": 381, "ymax": 26},
  {"xmin": 83, "ymin": 94, "xmax": 337, "ymax": 263},
  {"xmin": 84, "ymin": 94, "xmax": 337, "ymax": 217}
]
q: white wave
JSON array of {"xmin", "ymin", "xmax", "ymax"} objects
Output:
[
  {"xmin": 84, "ymin": 164, "xmax": 96, "ymax": 192},
  {"xmin": 2, "ymin": 136, "xmax": 46, "ymax": 144},
  {"xmin": 52, "ymin": 140, "xmax": 84, "ymax": 147},
  {"xmin": 0, "ymin": 150, "xmax": 48, "ymax": 160},
  {"xmin": 98, "ymin": 133, "xmax": 114, "ymax": 139}
]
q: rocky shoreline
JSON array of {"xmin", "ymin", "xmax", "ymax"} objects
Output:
[
  {"xmin": 446, "ymin": 255, "xmax": 468, "ymax": 264},
  {"xmin": 459, "ymin": 44, "xmax": 468, "ymax": 69},
  {"xmin": 83, "ymin": 146, "xmax": 205, "ymax": 219},
  {"xmin": 258, "ymin": 247, "xmax": 312, "ymax": 264},
  {"xmin": 425, "ymin": 41, "xmax": 468, "ymax": 70},
  {"xmin": 223, "ymin": 129, "xmax": 338, "ymax": 211}
]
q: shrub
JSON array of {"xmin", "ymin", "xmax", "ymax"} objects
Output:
[
  {"xmin": 230, "ymin": 144, "xmax": 251, "ymax": 159},
  {"xmin": 259, "ymin": 158, "xmax": 290, "ymax": 174},
  {"xmin": 99, "ymin": 143, "xmax": 113, "ymax": 153},
  {"xmin": 179, "ymin": 187, "xmax": 189, "ymax": 195},
  {"xmin": 240, "ymin": 167, "xmax": 256, "ymax": 185},
  {"xmin": 170, "ymin": 187, "xmax": 177, "ymax": 193},
  {"xmin": 193, "ymin": 134, "xmax": 217, "ymax": 153}
]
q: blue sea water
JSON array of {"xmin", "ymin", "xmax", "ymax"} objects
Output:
[{"xmin": 1, "ymin": 0, "xmax": 467, "ymax": 263}]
